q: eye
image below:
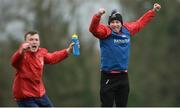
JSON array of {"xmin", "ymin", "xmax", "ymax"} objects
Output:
[
  {"xmin": 111, "ymin": 21, "xmax": 115, "ymax": 24},
  {"xmin": 29, "ymin": 38, "xmax": 33, "ymax": 41}
]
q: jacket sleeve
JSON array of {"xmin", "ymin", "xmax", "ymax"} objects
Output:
[
  {"xmin": 11, "ymin": 49, "xmax": 23, "ymax": 69},
  {"xmin": 44, "ymin": 49, "xmax": 68, "ymax": 64},
  {"xmin": 89, "ymin": 14, "xmax": 111, "ymax": 39},
  {"xmin": 124, "ymin": 9, "xmax": 156, "ymax": 36}
]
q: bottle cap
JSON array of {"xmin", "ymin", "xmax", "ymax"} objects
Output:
[{"xmin": 72, "ymin": 34, "xmax": 78, "ymax": 38}]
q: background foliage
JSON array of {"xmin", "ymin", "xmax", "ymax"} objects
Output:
[{"xmin": 0, "ymin": 0, "xmax": 179, "ymax": 106}]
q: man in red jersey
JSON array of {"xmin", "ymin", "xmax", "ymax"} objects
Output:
[
  {"xmin": 11, "ymin": 31, "xmax": 74, "ymax": 107},
  {"xmin": 89, "ymin": 3, "xmax": 161, "ymax": 107}
]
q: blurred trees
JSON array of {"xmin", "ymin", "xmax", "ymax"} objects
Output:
[
  {"xmin": 1, "ymin": 0, "xmax": 100, "ymax": 106},
  {"xmin": 120, "ymin": 0, "xmax": 180, "ymax": 106},
  {"xmin": 0, "ymin": 0, "xmax": 180, "ymax": 107}
]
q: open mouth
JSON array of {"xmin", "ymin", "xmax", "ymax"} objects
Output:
[
  {"xmin": 32, "ymin": 45, "xmax": 37, "ymax": 49},
  {"xmin": 30, "ymin": 45, "xmax": 38, "ymax": 52}
]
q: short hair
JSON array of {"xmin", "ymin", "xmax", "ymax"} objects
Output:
[{"xmin": 24, "ymin": 31, "xmax": 39, "ymax": 40}]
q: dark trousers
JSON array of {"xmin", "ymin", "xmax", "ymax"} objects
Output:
[
  {"xmin": 100, "ymin": 72, "xmax": 129, "ymax": 107},
  {"xmin": 17, "ymin": 94, "xmax": 53, "ymax": 107}
]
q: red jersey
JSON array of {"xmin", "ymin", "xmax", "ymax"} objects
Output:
[{"xmin": 11, "ymin": 47, "xmax": 68, "ymax": 100}]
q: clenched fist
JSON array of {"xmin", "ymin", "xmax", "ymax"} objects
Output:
[
  {"xmin": 153, "ymin": 3, "xmax": 161, "ymax": 12},
  {"xmin": 19, "ymin": 42, "xmax": 30, "ymax": 54},
  {"xmin": 97, "ymin": 8, "xmax": 106, "ymax": 16}
]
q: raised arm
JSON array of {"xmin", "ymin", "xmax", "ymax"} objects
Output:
[
  {"xmin": 11, "ymin": 42, "xmax": 30, "ymax": 69},
  {"xmin": 89, "ymin": 8, "xmax": 111, "ymax": 39},
  {"xmin": 124, "ymin": 3, "xmax": 161, "ymax": 36}
]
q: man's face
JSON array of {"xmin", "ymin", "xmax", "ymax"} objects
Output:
[
  {"xmin": 25, "ymin": 34, "xmax": 40, "ymax": 52},
  {"xmin": 109, "ymin": 20, "xmax": 122, "ymax": 33}
]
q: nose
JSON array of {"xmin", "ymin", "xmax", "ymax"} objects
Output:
[
  {"xmin": 32, "ymin": 39, "xmax": 37, "ymax": 44},
  {"xmin": 113, "ymin": 23, "xmax": 119, "ymax": 27}
]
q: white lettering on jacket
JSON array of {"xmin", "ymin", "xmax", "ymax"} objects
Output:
[{"xmin": 114, "ymin": 38, "xmax": 130, "ymax": 44}]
